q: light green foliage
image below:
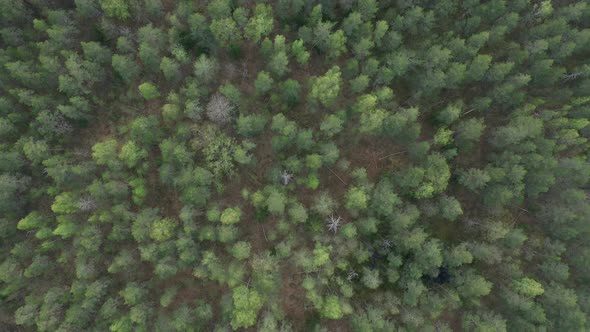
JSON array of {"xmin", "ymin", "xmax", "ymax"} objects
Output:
[
  {"xmin": 220, "ymin": 207, "xmax": 242, "ymax": 225},
  {"xmin": 266, "ymin": 189, "xmax": 286, "ymax": 215},
  {"xmin": 437, "ymin": 102, "xmax": 462, "ymax": 125},
  {"xmin": 291, "ymin": 39, "xmax": 310, "ymax": 65},
  {"xmin": 150, "ymin": 218, "xmax": 177, "ymax": 242},
  {"xmin": 230, "ymin": 241, "xmax": 251, "ymax": 260},
  {"xmin": 434, "ymin": 128, "xmax": 454, "ymax": 146},
  {"xmin": 51, "ymin": 192, "xmax": 78, "ymax": 214},
  {"xmin": 320, "ymin": 113, "xmax": 344, "ymax": 136},
  {"xmin": 512, "ymin": 278, "xmax": 544, "ymax": 297},
  {"xmin": 288, "ymin": 203, "xmax": 308, "ymax": 223},
  {"xmin": 345, "ymin": 186, "xmax": 368, "ymax": 211},
  {"xmin": 101, "ymin": 0, "xmax": 130, "ymax": 19},
  {"xmin": 245, "ymin": 4, "xmax": 273, "ymax": 43},
  {"xmin": 210, "ymin": 18, "xmax": 241, "ymax": 47},
  {"xmin": 310, "ymin": 66, "xmax": 342, "ymax": 107},
  {"xmin": 312, "ymin": 242, "xmax": 332, "ymax": 268},
  {"xmin": 138, "ymin": 82, "xmax": 160, "ymax": 100},
  {"xmin": 92, "ymin": 139, "xmax": 119, "ymax": 168},
  {"xmin": 321, "ymin": 295, "xmax": 343, "ymax": 319},
  {"xmin": 119, "ymin": 140, "xmax": 147, "ymax": 168},
  {"xmin": 231, "ymin": 286, "xmax": 264, "ymax": 329}
]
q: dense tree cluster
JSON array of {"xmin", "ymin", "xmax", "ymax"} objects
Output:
[{"xmin": 0, "ymin": 0, "xmax": 589, "ymax": 331}]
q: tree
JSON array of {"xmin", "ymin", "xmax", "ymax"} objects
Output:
[
  {"xmin": 194, "ymin": 55, "xmax": 218, "ymax": 84},
  {"xmin": 254, "ymin": 71, "xmax": 273, "ymax": 95},
  {"xmin": 206, "ymin": 94, "xmax": 234, "ymax": 125},
  {"xmin": 310, "ymin": 66, "xmax": 342, "ymax": 107},
  {"xmin": 291, "ymin": 39, "xmax": 310, "ymax": 65},
  {"xmin": 230, "ymin": 241, "xmax": 251, "ymax": 260},
  {"xmin": 512, "ymin": 278, "xmax": 544, "ymax": 297},
  {"xmin": 320, "ymin": 113, "xmax": 344, "ymax": 136},
  {"xmin": 321, "ymin": 295, "xmax": 343, "ymax": 319},
  {"xmin": 266, "ymin": 189, "xmax": 286, "ymax": 215},
  {"xmin": 345, "ymin": 186, "xmax": 368, "ymax": 212},
  {"xmin": 92, "ymin": 139, "xmax": 119, "ymax": 169},
  {"xmin": 160, "ymin": 57, "xmax": 180, "ymax": 82},
  {"xmin": 101, "ymin": 0, "xmax": 130, "ymax": 19},
  {"xmin": 459, "ymin": 168, "xmax": 491, "ymax": 192},
  {"xmin": 210, "ymin": 18, "xmax": 241, "ymax": 47},
  {"xmin": 231, "ymin": 286, "xmax": 264, "ymax": 329},
  {"xmin": 313, "ymin": 191, "xmax": 336, "ymax": 216},
  {"xmin": 456, "ymin": 118, "xmax": 485, "ymax": 150},
  {"xmin": 437, "ymin": 102, "xmax": 462, "ymax": 125},
  {"xmin": 236, "ymin": 114, "xmax": 267, "ymax": 137},
  {"xmin": 361, "ymin": 268, "xmax": 382, "ymax": 289},
  {"xmin": 438, "ymin": 195, "xmax": 463, "ymax": 221},
  {"xmin": 112, "ymin": 54, "xmax": 140, "ymax": 83},
  {"xmin": 138, "ymin": 82, "xmax": 160, "ymax": 100},
  {"xmin": 220, "ymin": 207, "xmax": 241, "ymax": 225},
  {"xmin": 150, "ymin": 218, "xmax": 177, "ymax": 242},
  {"xmin": 245, "ymin": 4, "xmax": 273, "ymax": 43}
]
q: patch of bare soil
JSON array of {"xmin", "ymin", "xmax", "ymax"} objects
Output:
[{"xmin": 280, "ymin": 266, "xmax": 307, "ymax": 326}]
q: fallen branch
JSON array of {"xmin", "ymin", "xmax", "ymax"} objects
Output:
[
  {"xmin": 327, "ymin": 167, "xmax": 347, "ymax": 185},
  {"xmin": 379, "ymin": 151, "xmax": 406, "ymax": 160}
]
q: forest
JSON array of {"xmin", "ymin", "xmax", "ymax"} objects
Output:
[{"xmin": 0, "ymin": 0, "xmax": 589, "ymax": 331}]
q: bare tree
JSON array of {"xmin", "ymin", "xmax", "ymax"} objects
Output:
[
  {"xmin": 206, "ymin": 94, "xmax": 234, "ymax": 125},
  {"xmin": 78, "ymin": 197, "xmax": 97, "ymax": 211},
  {"xmin": 381, "ymin": 239, "xmax": 393, "ymax": 250},
  {"xmin": 347, "ymin": 269, "xmax": 358, "ymax": 282},
  {"xmin": 563, "ymin": 72, "xmax": 582, "ymax": 82},
  {"xmin": 326, "ymin": 215, "xmax": 343, "ymax": 233},
  {"xmin": 280, "ymin": 170, "xmax": 293, "ymax": 186}
]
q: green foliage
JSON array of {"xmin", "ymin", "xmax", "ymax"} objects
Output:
[
  {"xmin": 231, "ymin": 286, "xmax": 264, "ymax": 329},
  {"xmin": 230, "ymin": 241, "xmax": 251, "ymax": 260},
  {"xmin": 310, "ymin": 66, "xmax": 342, "ymax": 107},
  {"xmin": 138, "ymin": 82, "xmax": 160, "ymax": 100},
  {"xmin": 101, "ymin": 0, "xmax": 130, "ymax": 19},
  {"xmin": 345, "ymin": 186, "xmax": 368, "ymax": 212},
  {"xmin": 237, "ymin": 114, "xmax": 267, "ymax": 137},
  {"xmin": 220, "ymin": 207, "xmax": 241, "ymax": 225},
  {"xmin": 254, "ymin": 71, "xmax": 273, "ymax": 95},
  {"xmin": 321, "ymin": 295, "xmax": 344, "ymax": 319}
]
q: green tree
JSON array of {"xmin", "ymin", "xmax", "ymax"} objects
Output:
[
  {"xmin": 291, "ymin": 39, "xmax": 310, "ymax": 65},
  {"xmin": 230, "ymin": 241, "xmax": 251, "ymax": 260},
  {"xmin": 254, "ymin": 71, "xmax": 273, "ymax": 95},
  {"xmin": 220, "ymin": 207, "xmax": 242, "ymax": 225},
  {"xmin": 245, "ymin": 4, "xmax": 273, "ymax": 43},
  {"xmin": 231, "ymin": 286, "xmax": 264, "ymax": 329},
  {"xmin": 321, "ymin": 295, "xmax": 343, "ymax": 319},
  {"xmin": 345, "ymin": 186, "xmax": 368, "ymax": 211},
  {"xmin": 101, "ymin": 0, "xmax": 130, "ymax": 19},
  {"xmin": 138, "ymin": 82, "xmax": 160, "ymax": 100},
  {"xmin": 310, "ymin": 66, "xmax": 342, "ymax": 107}
]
